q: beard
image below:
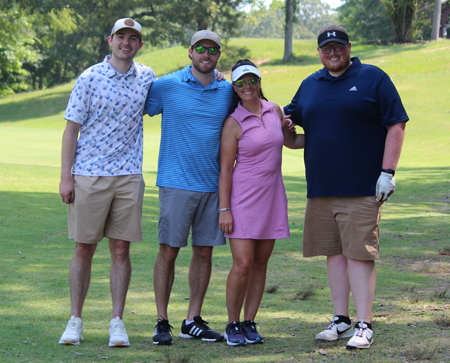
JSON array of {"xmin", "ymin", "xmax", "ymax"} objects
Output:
[{"xmin": 192, "ymin": 56, "xmax": 217, "ymax": 74}]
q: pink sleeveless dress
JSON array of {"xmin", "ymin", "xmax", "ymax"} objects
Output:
[{"xmin": 224, "ymin": 100, "xmax": 290, "ymax": 240}]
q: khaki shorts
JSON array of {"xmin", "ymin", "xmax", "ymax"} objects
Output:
[
  {"xmin": 158, "ymin": 187, "xmax": 226, "ymax": 248},
  {"xmin": 68, "ymin": 175, "xmax": 145, "ymax": 243},
  {"xmin": 303, "ymin": 196, "xmax": 383, "ymax": 260}
]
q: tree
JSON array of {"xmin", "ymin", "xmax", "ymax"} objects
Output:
[
  {"xmin": 383, "ymin": 0, "xmax": 418, "ymax": 42},
  {"xmin": 5, "ymin": 0, "xmax": 254, "ymax": 93},
  {"xmin": 25, "ymin": 8, "xmax": 80, "ymax": 89},
  {"xmin": 153, "ymin": 0, "xmax": 254, "ymax": 45},
  {"xmin": 441, "ymin": 2, "xmax": 450, "ymax": 37},
  {"xmin": 0, "ymin": 4, "xmax": 36, "ymax": 95},
  {"xmin": 280, "ymin": 0, "xmax": 335, "ymax": 60},
  {"xmin": 242, "ymin": 0, "xmax": 325, "ymax": 39},
  {"xmin": 338, "ymin": 0, "xmax": 394, "ymax": 42},
  {"xmin": 431, "ymin": 0, "xmax": 442, "ymax": 40},
  {"xmin": 283, "ymin": 0, "xmax": 295, "ymax": 60}
]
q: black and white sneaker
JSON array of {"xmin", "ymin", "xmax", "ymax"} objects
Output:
[
  {"xmin": 153, "ymin": 318, "xmax": 173, "ymax": 345},
  {"xmin": 179, "ymin": 316, "xmax": 224, "ymax": 342},
  {"xmin": 346, "ymin": 321, "xmax": 374, "ymax": 349},
  {"xmin": 241, "ymin": 320, "xmax": 264, "ymax": 344},
  {"xmin": 315, "ymin": 316, "xmax": 353, "ymax": 341}
]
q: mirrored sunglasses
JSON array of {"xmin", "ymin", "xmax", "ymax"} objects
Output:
[
  {"xmin": 233, "ymin": 77, "xmax": 260, "ymax": 88},
  {"xmin": 194, "ymin": 45, "xmax": 220, "ymax": 55}
]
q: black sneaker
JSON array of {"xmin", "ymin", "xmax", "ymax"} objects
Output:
[
  {"xmin": 153, "ymin": 318, "xmax": 173, "ymax": 345},
  {"xmin": 179, "ymin": 316, "xmax": 224, "ymax": 342},
  {"xmin": 224, "ymin": 321, "xmax": 246, "ymax": 346},
  {"xmin": 241, "ymin": 320, "xmax": 264, "ymax": 344}
]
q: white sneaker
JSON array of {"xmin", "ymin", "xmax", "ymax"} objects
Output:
[
  {"xmin": 58, "ymin": 316, "xmax": 83, "ymax": 345},
  {"xmin": 346, "ymin": 321, "xmax": 374, "ymax": 349},
  {"xmin": 108, "ymin": 317, "xmax": 130, "ymax": 347},
  {"xmin": 315, "ymin": 316, "xmax": 353, "ymax": 341}
]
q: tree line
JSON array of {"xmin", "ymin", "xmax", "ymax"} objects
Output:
[
  {"xmin": 1, "ymin": 0, "xmax": 447, "ymax": 95},
  {"xmin": 0, "ymin": 0, "xmax": 253, "ymax": 95}
]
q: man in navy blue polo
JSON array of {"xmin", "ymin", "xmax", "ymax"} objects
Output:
[{"xmin": 284, "ymin": 25, "xmax": 408, "ymax": 349}]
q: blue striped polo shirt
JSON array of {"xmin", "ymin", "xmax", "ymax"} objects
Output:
[{"xmin": 145, "ymin": 65, "xmax": 234, "ymax": 192}]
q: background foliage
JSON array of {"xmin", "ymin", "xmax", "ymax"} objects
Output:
[
  {"xmin": 0, "ymin": 0, "xmax": 444, "ymax": 96},
  {"xmin": 241, "ymin": 0, "xmax": 336, "ymax": 39}
]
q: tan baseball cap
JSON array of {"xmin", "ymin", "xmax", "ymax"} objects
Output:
[
  {"xmin": 111, "ymin": 18, "xmax": 142, "ymax": 38},
  {"xmin": 191, "ymin": 30, "xmax": 221, "ymax": 48}
]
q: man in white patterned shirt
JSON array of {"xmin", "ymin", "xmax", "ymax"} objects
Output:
[{"xmin": 58, "ymin": 18, "xmax": 157, "ymax": 348}]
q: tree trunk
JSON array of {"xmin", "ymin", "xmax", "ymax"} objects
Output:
[
  {"xmin": 431, "ymin": 0, "xmax": 442, "ymax": 40},
  {"xmin": 385, "ymin": 0, "xmax": 417, "ymax": 42},
  {"xmin": 98, "ymin": 37, "xmax": 110, "ymax": 63},
  {"xmin": 283, "ymin": 0, "xmax": 294, "ymax": 61},
  {"xmin": 196, "ymin": 0, "xmax": 208, "ymax": 30},
  {"xmin": 442, "ymin": 4, "xmax": 450, "ymax": 38}
]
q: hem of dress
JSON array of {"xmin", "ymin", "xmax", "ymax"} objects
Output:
[{"xmin": 224, "ymin": 233, "xmax": 290, "ymax": 239}]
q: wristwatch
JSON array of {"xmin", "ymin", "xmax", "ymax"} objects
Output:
[{"xmin": 381, "ymin": 168, "xmax": 395, "ymax": 176}]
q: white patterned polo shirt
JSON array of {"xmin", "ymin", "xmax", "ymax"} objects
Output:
[{"xmin": 64, "ymin": 55, "xmax": 157, "ymax": 176}]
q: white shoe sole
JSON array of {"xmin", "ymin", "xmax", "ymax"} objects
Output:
[
  {"xmin": 108, "ymin": 341, "xmax": 131, "ymax": 347},
  {"xmin": 346, "ymin": 342, "xmax": 373, "ymax": 349},
  {"xmin": 346, "ymin": 338, "xmax": 374, "ymax": 349},
  {"xmin": 58, "ymin": 339, "xmax": 81, "ymax": 345},
  {"xmin": 315, "ymin": 328, "xmax": 353, "ymax": 342},
  {"xmin": 224, "ymin": 332, "xmax": 246, "ymax": 346}
]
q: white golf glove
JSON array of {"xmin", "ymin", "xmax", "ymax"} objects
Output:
[{"xmin": 376, "ymin": 171, "xmax": 395, "ymax": 201}]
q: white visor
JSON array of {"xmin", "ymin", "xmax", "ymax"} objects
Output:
[{"xmin": 231, "ymin": 65, "xmax": 261, "ymax": 82}]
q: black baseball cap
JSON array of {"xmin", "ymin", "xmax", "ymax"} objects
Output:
[{"xmin": 318, "ymin": 30, "xmax": 349, "ymax": 47}]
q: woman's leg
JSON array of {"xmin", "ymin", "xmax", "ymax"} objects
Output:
[
  {"xmin": 226, "ymin": 239, "xmax": 255, "ymax": 323},
  {"xmin": 243, "ymin": 239, "xmax": 275, "ymax": 321}
]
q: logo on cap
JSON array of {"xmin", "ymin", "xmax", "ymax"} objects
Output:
[
  {"xmin": 203, "ymin": 31, "xmax": 211, "ymax": 37},
  {"xmin": 124, "ymin": 19, "xmax": 135, "ymax": 26},
  {"xmin": 327, "ymin": 32, "xmax": 336, "ymax": 37}
]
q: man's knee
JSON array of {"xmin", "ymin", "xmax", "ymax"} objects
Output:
[
  {"xmin": 75, "ymin": 242, "xmax": 97, "ymax": 261},
  {"xmin": 192, "ymin": 246, "xmax": 213, "ymax": 261},
  {"xmin": 110, "ymin": 239, "xmax": 131, "ymax": 259},
  {"xmin": 158, "ymin": 244, "xmax": 180, "ymax": 263}
]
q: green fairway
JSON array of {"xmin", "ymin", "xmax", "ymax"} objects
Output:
[{"xmin": 0, "ymin": 39, "xmax": 449, "ymax": 362}]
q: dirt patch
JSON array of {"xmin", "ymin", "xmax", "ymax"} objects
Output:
[
  {"xmin": 255, "ymin": 58, "xmax": 270, "ymax": 66},
  {"xmin": 422, "ymin": 46, "xmax": 450, "ymax": 53}
]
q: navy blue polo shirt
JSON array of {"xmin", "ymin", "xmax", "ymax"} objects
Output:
[{"xmin": 284, "ymin": 57, "xmax": 408, "ymax": 198}]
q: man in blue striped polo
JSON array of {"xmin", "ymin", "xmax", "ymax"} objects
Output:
[{"xmin": 145, "ymin": 30, "xmax": 234, "ymax": 345}]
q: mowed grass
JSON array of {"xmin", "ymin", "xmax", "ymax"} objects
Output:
[{"xmin": 0, "ymin": 38, "xmax": 449, "ymax": 362}]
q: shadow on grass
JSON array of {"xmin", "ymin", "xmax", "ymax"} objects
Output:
[{"xmin": 1, "ymin": 170, "xmax": 450, "ymax": 361}]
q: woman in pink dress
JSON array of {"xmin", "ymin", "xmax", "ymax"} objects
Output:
[{"xmin": 219, "ymin": 59, "xmax": 304, "ymax": 346}]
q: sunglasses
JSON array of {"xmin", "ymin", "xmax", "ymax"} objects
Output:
[
  {"xmin": 193, "ymin": 45, "xmax": 220, "ymax": 55},
  {"xmin": 233, "ymin": 77, "xmax": 260, "ymax": 88},
  {"xmin": 321, "ymin": 44, "xmax": 344, "ymax": 54}
]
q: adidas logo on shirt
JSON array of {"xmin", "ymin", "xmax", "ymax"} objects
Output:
[{"xmin": 349, "ymin": 86, "xmax": 357, "ymax": 91}]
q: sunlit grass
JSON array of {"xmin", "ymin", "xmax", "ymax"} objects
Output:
[{"xmin": 0, "ymin": 38, "xmax": 450, "ymax": 362}]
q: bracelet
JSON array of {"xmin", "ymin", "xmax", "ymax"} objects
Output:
[
  {"xmin": 219, "ymin": 208, "xmax": 231, "ymax": 212},
  {"xmin": 381, "ymin": 168, "xmax": 395, "ymax": 176}
]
